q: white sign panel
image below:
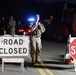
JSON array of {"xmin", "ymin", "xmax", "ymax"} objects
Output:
[
  {"xmin": 0, "ymin": 35, "xmax": 30, "ymax": 57},
  {"xmin": 69, "ymin": 37, "xmax": 76, "ymax": 43}
]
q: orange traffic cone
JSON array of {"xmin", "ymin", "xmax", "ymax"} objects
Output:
[
  {"xmin": 65, "ymin": 59, "xmax": 73, "ymax": 64},
  {"xmin": 65, "ymin": 53, "xmax": 73, "ymax": 64}
]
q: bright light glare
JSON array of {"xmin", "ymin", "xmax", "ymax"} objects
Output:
[
  {"xmin": 28, "ymin": 29, "xmax": 32, "ymax": 33},
  {"xmin": 28, "ymin": 18, "xmax": 35, "ymax": 22},
  {"xmin": 18, "ymin": 29, "xmax": 24, "ymax": 32}
]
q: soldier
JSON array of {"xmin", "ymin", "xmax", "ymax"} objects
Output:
[
  {"xmin": 62, "ymin": 3, "xmax": 71, "ymax": 23},
  {"xmin": 30, "ymin": 14, "xmax": 46, "ymax": 64},
  {"xmin": 0, "ymin": 17, "xmax": 6, "ymax": 35},
  {"xmin": 8, "ymin": 16, "xmax": 16, "ymax": 36},
  {"xmin": 62, "ymin": 3, "xmax": 71, "ymax": 41}
]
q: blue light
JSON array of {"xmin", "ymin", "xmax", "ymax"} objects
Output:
[
  {"xmin": 25, "ymin": 15, "xmax": 36, "ymax": 27},
  {"xmin": 28, "ymin": 18, "xmax": 35, "ymax": 22}
]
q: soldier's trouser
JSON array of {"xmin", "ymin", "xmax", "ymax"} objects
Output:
[
  {"xmin": 30, "ymin": 36, "xmax": 42, "ymax": 63},
  {"xmin": 10, "ymin": 28, "xmax": 15, "ymax": 36}
]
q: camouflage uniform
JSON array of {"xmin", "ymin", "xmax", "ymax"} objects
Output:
[
  {"xmin": 8, "ymin": 16, "xmax": 16, "ymax": 36},
  {"xmin": 30, "ymin": 22, "xmax": 45, "ymax": 63}
]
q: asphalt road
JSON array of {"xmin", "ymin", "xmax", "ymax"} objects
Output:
[
  {"xmin": 41, "ymin": 41, "xmax": 76, "ymax": 75},
  {"xmin": 0, "ymin": 41, "xmax": 76, "ymax": 75}
]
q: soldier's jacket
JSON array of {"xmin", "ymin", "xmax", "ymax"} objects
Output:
[
  {"xmin": 31, "ymin": 23, "xmax": 45, "ymax": 36},
  {"xmin": 9, "ymin": 19, "xmax": 16, "ymax": 28}
]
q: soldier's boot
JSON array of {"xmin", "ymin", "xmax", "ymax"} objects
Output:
[{"xmin": 35, "ymin": 54, "xmax": 41, "ymax": 63}]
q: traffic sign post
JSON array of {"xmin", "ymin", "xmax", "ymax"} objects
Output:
[
  {"xmin": 74, "ymin": 60, "xmax": 76, "ymax": 72},
  {"xmin": 69, "ymin": 38, "xmax": 76, "ymax": 72}
]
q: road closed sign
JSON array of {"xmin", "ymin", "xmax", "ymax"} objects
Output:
[{"xmin": 0, "ymin": 35, "xmax": 30, "ymax": 57}]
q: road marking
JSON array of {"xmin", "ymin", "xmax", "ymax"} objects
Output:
[
  {"xmin": 29, "ymin": 56, "xmax": 46, "ymax": 75},
  {"xmin": 35, "ymin": 65, "xmax": 46, "ymax": 75},
  {"xmin": 40, "ymin": 61, "xmax": 55, "ymax": 75},
  {"xmin": 34, "ymin": 59, "xmax": 55, "ymax": 75},
  {"xmin": 29, "ymin": 56, "xmax": 55, "ymax": 75}
]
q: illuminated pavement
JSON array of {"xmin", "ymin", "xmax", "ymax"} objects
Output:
[
  {"xmin": 41, "ymin": 41, "xmax": 76, "ymax": 75},
  {"xmin": 0, "ymin": 41, "xmax": 76, "ymax": 75}
]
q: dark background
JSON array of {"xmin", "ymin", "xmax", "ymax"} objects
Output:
[
  {"xmin": 0, "ymin": 0, "xmax": 76, "ymax": 43},
  {"xmin": 0, "ymin": 0, "xmax": 75, "ymax": 21}
]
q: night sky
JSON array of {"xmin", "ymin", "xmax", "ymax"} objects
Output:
[{"xmin": 33, "ymin": 0, "xmax": 76, "ymax": 3}]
